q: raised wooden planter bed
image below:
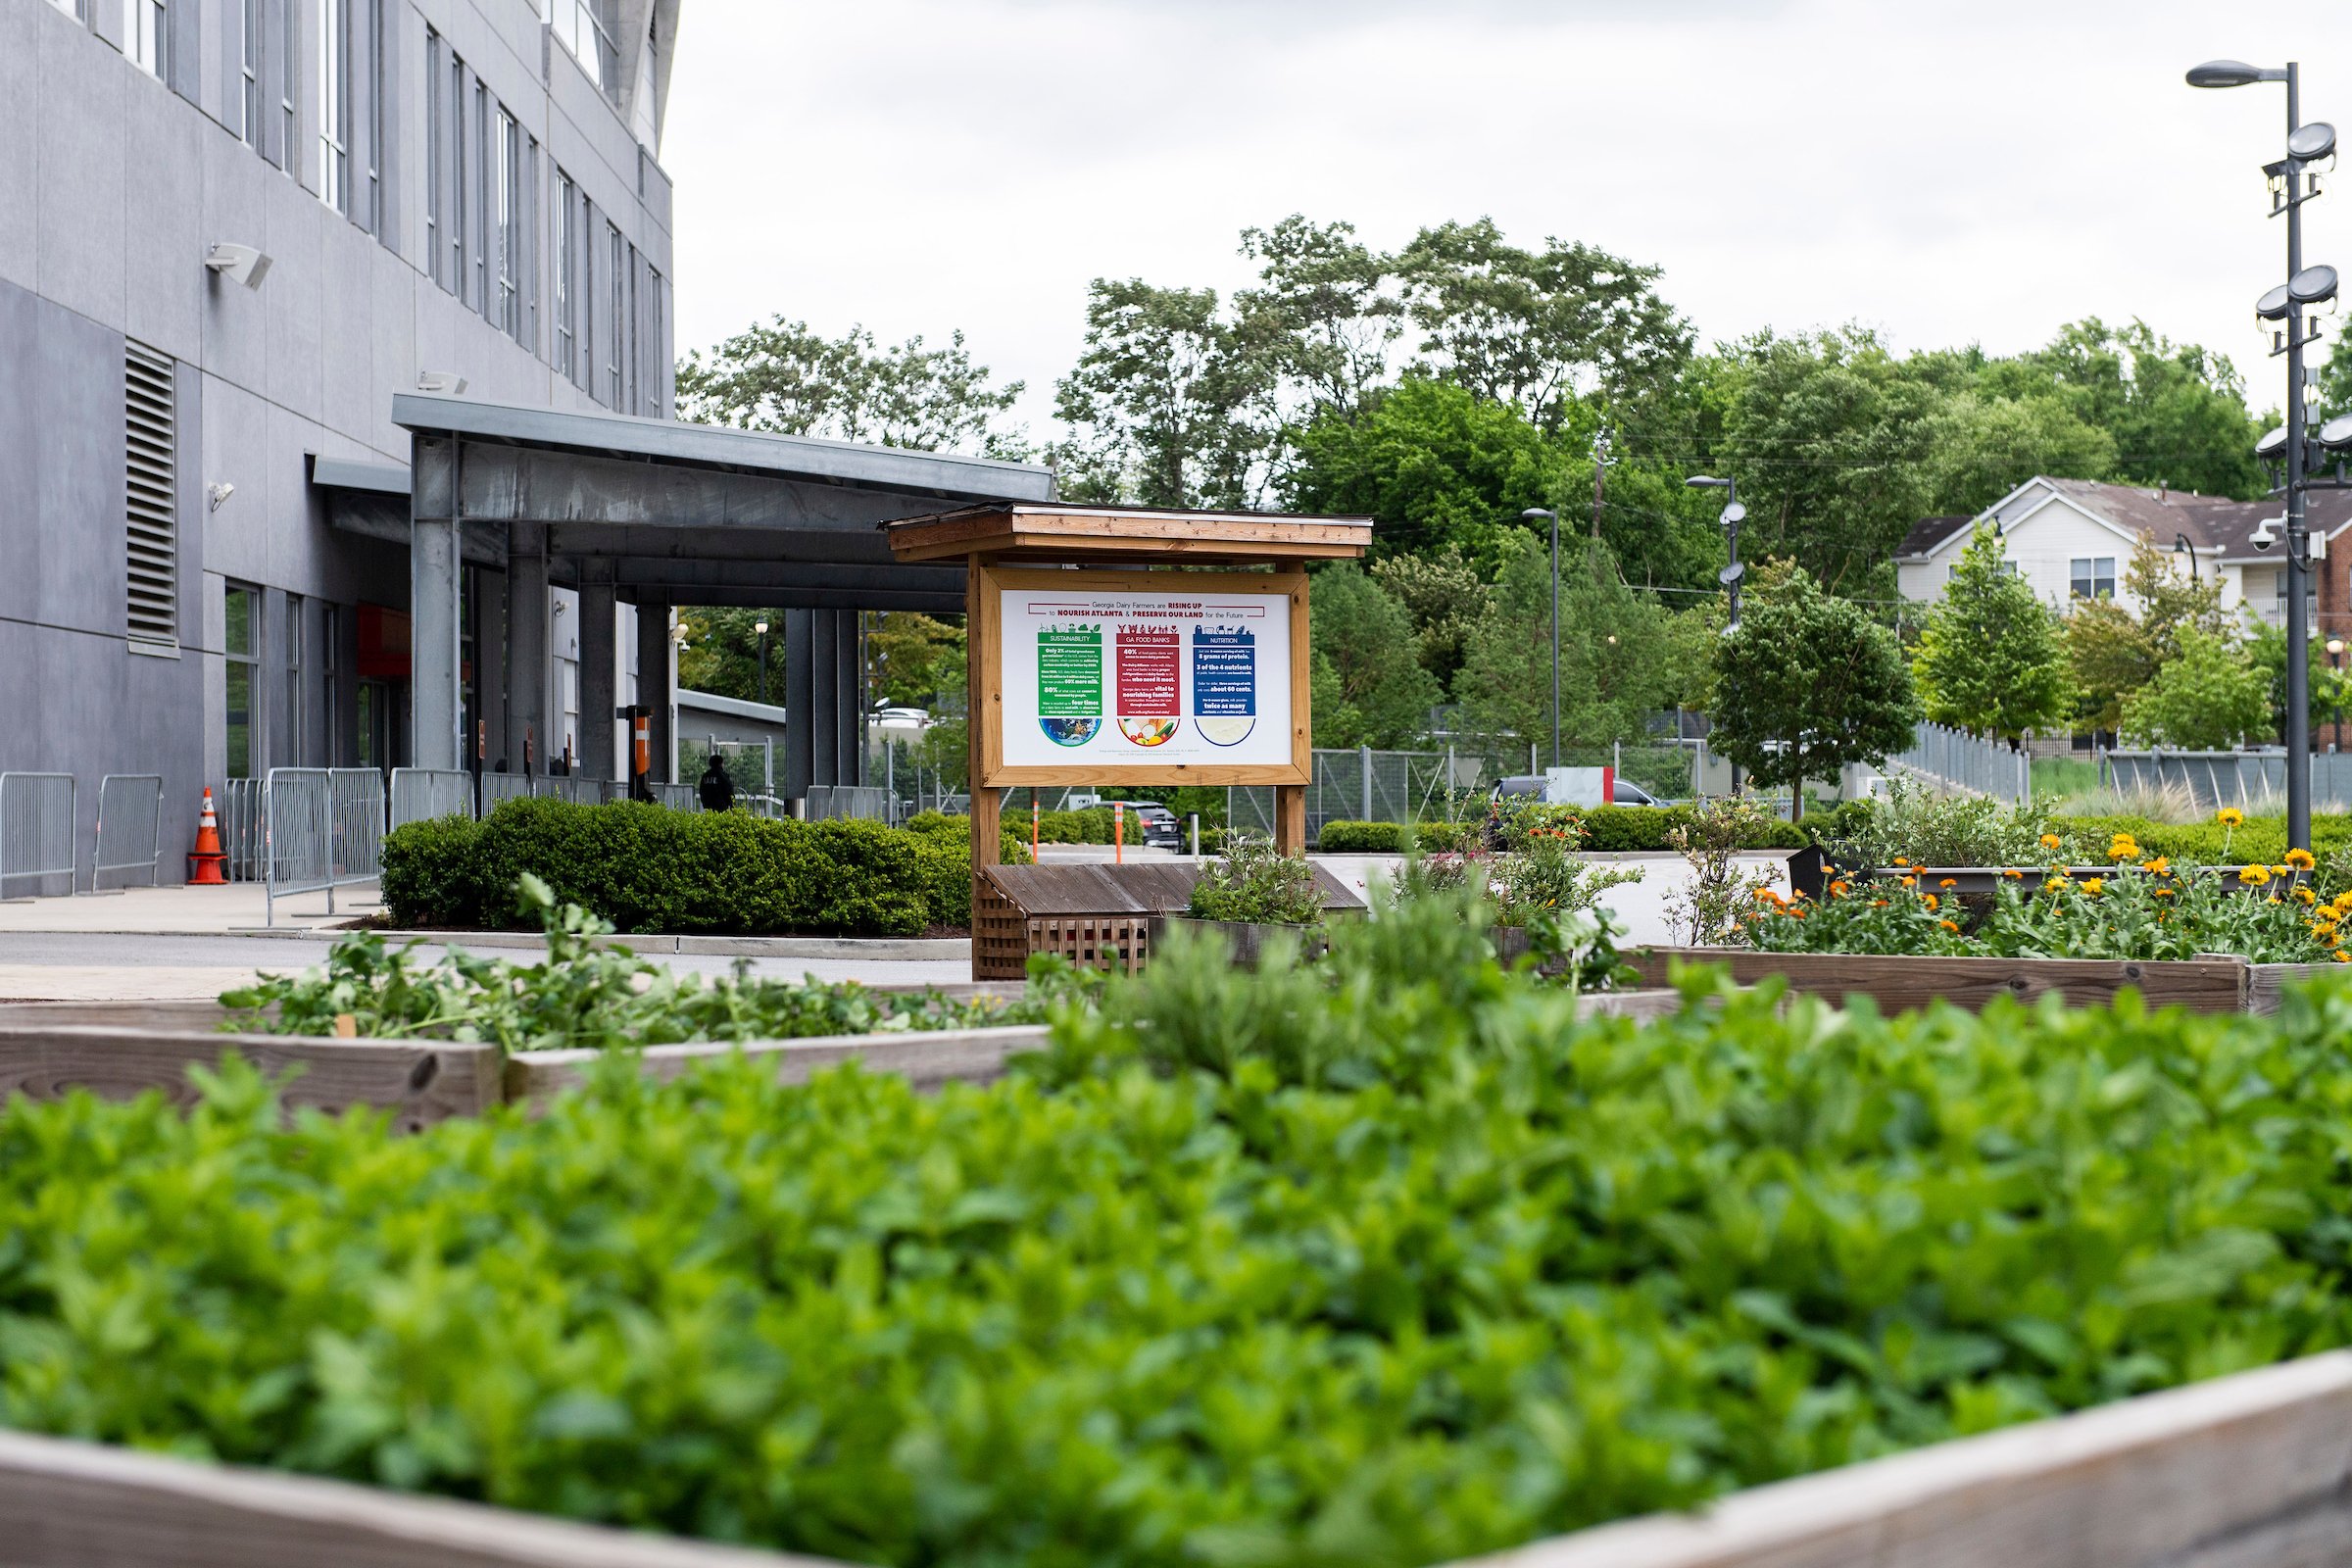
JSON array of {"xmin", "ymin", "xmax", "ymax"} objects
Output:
[
  {"xmin": 3, "ymin": 1343, "xmax": 2350, "ymax": 1566},
  {"xmin": 1625, "ymin": 948, "xmax": 2333, "ymax": 1015},
  {"xmin": 0, "ymin": 1000, "xmax": 1048, "ymax": 1128}
]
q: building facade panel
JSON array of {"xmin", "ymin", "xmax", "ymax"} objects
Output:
[{"xmin": 8, "ymin": 0, "xmax": 678, "ymax": 881}]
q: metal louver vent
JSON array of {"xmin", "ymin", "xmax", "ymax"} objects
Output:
[{"xmin": 124, "ymin": 340, "xmax": 177, "ymax": 648}]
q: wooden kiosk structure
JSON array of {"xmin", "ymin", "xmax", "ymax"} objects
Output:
[{"xmin": 883, "ymin": 502, "xmax": 1373, "ymax": 976}]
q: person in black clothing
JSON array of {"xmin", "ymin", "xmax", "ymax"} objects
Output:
[{"xmin": 698, "ymin": 754, "xmax": 736, "ymax": 812}]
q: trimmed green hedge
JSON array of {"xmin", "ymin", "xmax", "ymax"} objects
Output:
[
  {"xmin": 1315, "ymin": 819, "xmax": 1478, "ymax": 854},
  {"xmin": 1575, "ymin": 804, "xmax": 1813, "ymax": 853},
  {"xmin": 382, "ymin": 799, "xmax": 1015, "ymax": 935},
  {"xmin": 2050, "ymin": 812, "xmax": 2352, "ymax": 868}
]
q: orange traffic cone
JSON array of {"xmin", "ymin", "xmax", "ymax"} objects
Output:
[{"xmin": 187, "ymin": 787, "xmax": 228, "ymax": 885}]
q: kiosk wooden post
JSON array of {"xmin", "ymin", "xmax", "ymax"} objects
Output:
[{"xmin": 884, "ymin": 503, "xmax": 1372, "ymax": 976}]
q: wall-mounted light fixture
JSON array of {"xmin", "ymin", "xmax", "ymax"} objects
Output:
[
  {"xmin": 416, "ymin": 370, "xmax": 468, "ymax": 394},
  {"xmin": 203, "ymin": 243, "xmax": 271, "ymax": 290}
]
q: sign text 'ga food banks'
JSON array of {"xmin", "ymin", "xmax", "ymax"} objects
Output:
[{"xmin": 999, "ymin": 590, "xmax": 1295, "ymax": 769}]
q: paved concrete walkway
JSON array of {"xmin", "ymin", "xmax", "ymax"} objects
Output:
[{"xmin": 0, "ymin": 880, "xmax": 382, "ymax": 933}]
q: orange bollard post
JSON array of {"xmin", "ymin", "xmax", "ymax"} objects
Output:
[
  {"xmin": 1031, "ymin": 797, "xmax": 1039, "ymax": 859},
  {"xmin": 1114, "ymin": 801, "xmax": 1124, "ymax": 864}
]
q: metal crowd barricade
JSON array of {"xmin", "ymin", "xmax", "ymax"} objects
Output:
[
  {"xmin": 328, "ymin": 768, "xmax": 385, "ymax": 886},
  {"xmin": 0, "ymin": 772, "xmax": 77, "ymax": 898},
  {"xmin": 92, "ymin": 773, "xmax": 164, "ymax": 890},
  {"xmin": 479, "ymin": 772, "xmax": 535, "ymax": 813},
  {"xmin": 216, "ymin": 776, "xmax": 267, "ymax": 881},
  {"xmin": 804, "ymin": 784, "xmax": 891, "ymax": 821},
  {"xmin": 536, "ymin": 776, "xmax": 603, "ymax": 806},
  {"xmin": 653, "ymin": 783, "xmax": 700, "ymax": 811},
  {"xmin": 388, "ymin": 766, "xmax": 476, "ymax": 830},
  {"xmin": 262, "ymin": 767, "xmax": 334, "ymax": 926}
]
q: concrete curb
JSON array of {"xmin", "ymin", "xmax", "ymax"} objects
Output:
[{"xmin": 0, "ymin": 929, "xmax": 974, "ymax": 961}]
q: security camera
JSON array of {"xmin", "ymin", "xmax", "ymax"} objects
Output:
[
  {"xmin": 2253, "ymin": 515, "xmax": 2281, "ymax": 552},
  {"xmin": 416, "ymin": 370, "xmax": 468, "ymax": 395},
  {"xmin": 203, "ymin": 243, "xmax": 271, "ymax": 290},
  {"xmin": 206, "ymin": 482, "xmax": 234, "ymax": 512}
]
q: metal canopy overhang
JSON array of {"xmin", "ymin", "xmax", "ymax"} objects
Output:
[{"xmin": 387, "ymin": 394, "xmax": 1054, "ymax": 610}]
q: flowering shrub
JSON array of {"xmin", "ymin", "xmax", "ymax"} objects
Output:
[
  {"xmin": 1484, "ymin": 814, "xmax": 1643, "ymax": 928},
  {"xmin": 1742, "ymin": 821, "xmax": 2344, "ymax": 964}
]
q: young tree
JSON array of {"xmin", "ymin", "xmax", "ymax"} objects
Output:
[
  {"xmin": 866, "ymin": 612, "xmax": 965, "ymax": 710},
  {"xmin": 2063, "ymin": 597, "xmax": 2153, "ymax": 734},
  {"xmin": 1910, "ymin": 522, "xmax": 2071, "ymax": 744},
  {"xmin": 674, "ymin": 318, "xmax": 1028, "ymax": 457},
  {"xmin": 2119, "ymin": 627, "xmax": 2271, "ymax": 749},
  {"xmin": 1305, "ymin": 564, "xmax": 1442, "ymax": 748},
  {"xmin": 1711, "ymin": 561, "xmax": 1919, "ymax": 817}
]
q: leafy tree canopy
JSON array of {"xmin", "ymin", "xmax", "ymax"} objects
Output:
[
  {"xmin": 675, "ymin": 318, "xmax": 1029, "ymax": 459},
  {"xmin": 1305, "ymin": 564, "xmax": 1443, "ymax": 748},
  {"xmin": 2119, "ymin": 626, "xmax": 2271, "ymax": 749},
  {"xmin": 1711, "ymin": 560, "xmax": 1919, "ymax": 814},
  {"xmin": 1454, "ymin": 534, "xmax": 1685, "ymax": 752}
]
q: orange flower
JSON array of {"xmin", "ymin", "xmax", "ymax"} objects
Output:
[
  {"xmin": 1938, "ymin": 878, "xmax": 1957, "ymax": 889},
  {"xmin": 2039, "ymin": 834, "xmax": 2063, "ymax": 851},
  {"xmin": 1830, "ymin": 880, "xmax": 1850, "ymax": 897},
  {"xmin": 1892, "ymin": 857, "xmax": 1910, "ymax": 867},
  {"xmin": 2141, "ymin": 858, "xmax": 2171, "ymax": 875},
  {"xmin": 2153, "ymin": 887, "xmax": 2175, "ymax": 898},
  {"xmin": 1900, "ymin": 875, "xmax": 1917, "ymax": 888},
  {"xmin": 2337, "ymin": 950, "xmax": 2350, "ymax": 963},
  {"xmin": 2003, "ymin": 868, "xmax": 2024, "ymax": 879},
  {"xmin": 1939, "ymin": 919, "xmax": 1959, "ymax": 933},
  {"xmin": 1922, "ymin": 893, "xmax": 1940, "ymax": 911},
  {"xmin": 1871, "ymin": 899, "xmax": 1888, "ymax": 907}
]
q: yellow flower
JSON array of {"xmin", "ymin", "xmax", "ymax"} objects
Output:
[
  {"xmin": 1923, "ymin": 893, "xmax": 1939, "ymax": 911},
  {"xmin": 2082, "ymin": 878, "xmax": 2105, "ymax": 896},
  {"xmin": 2296, "ymin": 887, "xmax": 2318, "ymax": 905},
  {"xmin": 2239, "ymin": 863, "xmax": 2273, "ymax": 886},
  {"xmin": 2218, "ymin": 808, "xmax": 2246, "ymax": 828},
  {"xmin": 2334, "ymin": 892, "xmax": 2352, "ymax": 913},
  {"xmin": 2154, "ymin": 887, "xmax": 2175, "ymax": 898},
  {"xmin": 2141, "ymin": 858, "xmax": 2171, "ymax": 876},
  {"xmin": 2274, "ymin": 864, "xmax": 2292, "ymax": 877},
  {"xmin": 1939, "ymin": 918, "xmax": 1959, "ymax": 933},
  {"xmin": 2039, "ymin": 834, "xmax": 2062, "ymax": 850},
  {"xmin": 2043, "ymin": 878, "xmax": 2068, "ymax": 894},
  {"xmin": 2286, "ymin": 849, "xmax": 2317, "ymax": 871},
  {"xmin": 2336, "ymin": 951, "xmax": 2350, "ymax": 963}
]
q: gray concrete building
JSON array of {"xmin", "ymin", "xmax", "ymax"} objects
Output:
[{"xmin": 3, "ymin": 0, "xmax": 679, "ymax": 879}]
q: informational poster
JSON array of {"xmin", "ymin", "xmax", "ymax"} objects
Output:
[{"xmin": 999, "ymin": 584, "xmax": 1295, "ymax": 769}]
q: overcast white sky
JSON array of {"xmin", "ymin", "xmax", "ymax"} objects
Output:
[{"xmin": 662, "ymin": 1, "xmax": 2352, "ymax": 442}]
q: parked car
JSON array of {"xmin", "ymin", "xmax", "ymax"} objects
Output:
[
  {"xmin": 1490, "ymin": 775, "xmax": 1659, "ymax": 807},
  {"xmin": 1099, "ymin": 800, "xmax": 1182, "ymax": 848}
]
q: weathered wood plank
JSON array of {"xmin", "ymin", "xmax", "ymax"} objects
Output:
[
  {"xmin": 1625, "ymin": 950, "xmax": 2252, "ymax": 1013},
  {"xmin": 1450, "ymin": 1350, "xmax": 2352, "ymax": 1568},
  {"xmin": 0, "ymin": 1025, "xmax": 501, "ymax": 1130},
  {"xmin": 2244, "ymin": 962, "xmax": 2336, "ymax": 1015},
  {"xmin": 0, "ymin": 1426, "xmax": 841, "ymax": 1568},
  {"xmin": 505, "ymin": 1023, "xmax": 1051, "ymax": 1107}
]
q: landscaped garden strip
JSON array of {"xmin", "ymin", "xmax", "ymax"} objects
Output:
[{"xmin": 12, "ymin": 902, "xmax": 2352, "ymax": 1567}]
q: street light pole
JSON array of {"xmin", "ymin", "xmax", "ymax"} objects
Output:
[
  {"xmin": 1520, "ymin": 508, "xmax": 1561, "ymax": 769},
  {"xmin": 2190, "ymin": 56, "xmax": 2331, "ymax": 851},
  {"xmin": 2329, "ymin": 637, "xmax": 2346, "ymax": 751},
  {"xmin": 755, "ymin": 618, "xmax": 770, "ymax": 708},
  {"xmin": 1686, "ymin": 474, "xmax": 1744, "ymax": 796}
]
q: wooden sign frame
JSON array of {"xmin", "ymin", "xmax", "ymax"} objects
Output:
[{"xmin": 968, "ymin": 563, "xmax": 1312, "ymax": 789}]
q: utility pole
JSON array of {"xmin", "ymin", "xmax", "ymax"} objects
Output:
[{"xmin": 1591, "ymin": 426, "xmax": 1610, "ymax": 541}]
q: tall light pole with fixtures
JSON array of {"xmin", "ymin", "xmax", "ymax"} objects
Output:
[
  {"xmin": 754, "ymin": 618, "xmax": 771, "ymax": 708},
  {"xmin": 1686, "ymin": 475, "xmax": 1745, "ymax": 795},
  {"xmin": 2188, "ymin": 58, "xmax": 2337, "ymax": 851},
  {"xmin": 2172, "ymin": 531, "xmax": 2201, "ymax": 583},
  {"xmin": 1521, "ymin": 507, "xmax": 1561, "ymax": 769},
  {"xmin": 2329, "ymin": 637, "xmax": 2347, "ymax": 751}
]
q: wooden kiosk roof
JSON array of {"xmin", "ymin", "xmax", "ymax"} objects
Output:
[{"xmin": 882, "ymin": 502, "xmax": 1373, "ymax": 564}]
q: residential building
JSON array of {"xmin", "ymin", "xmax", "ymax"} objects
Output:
[
  {"xmin": 4, "ymin": 0, "xmax": 679, "ymax": 872},
  {"xmin": 1896, "ymin": 476, "xmax": 2352, "ymax": 636}
]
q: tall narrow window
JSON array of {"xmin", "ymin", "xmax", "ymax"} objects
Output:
[
  {"xmin": 225, "ymin": 586, "xmax": 259, "ymax": 779},
  {"xmin": 284, "ymin": 593, "xmax": 306, "ymax": 763},
  {"xmin": 449, "ymin": 53, "xmax": 466, "ymax": 300},
  {"xmin": 524, "ymin": 135, "xmax": 540, "ymax": 349},
  {"xmin": 424, "ymin": 29, "xmax": 442, "ymax": 283},
  {"xmin": 241, "ymin": 0, "xmax": 263, "ymax": 141},
  {"xmin": 554, "ymin": 171, "xmax": 577, "ymax": 379},
  {"xmin": 629, "ymin": 9, "xmax": 660, "ymax": 148},
  {"xmin": 605, "ymin": 222, "xmax": 622, "ymax": 407},
  {"xmin": 322, "ymin": 604, "xmax": 340, "ymax": 766},
  {"xmin": 553, "ymin": 0, "xmax": 615, "ymax": 90},
  {"xmin": 363, "ymin": 0, "xmax": 382, "ymax": 231},
  {"xmin": 316, "ymin": 0, "xmax": 350, "ymax": 212},
  {"xmin": 624, "ymin": 242, "xmax": 640, "ymax": 415},
  {"xmin": 123, "ymin": 0, "xmax": 165, "ymax": 75},
  {"xmin": 280, "ymin": 0, "xmax": 299, "ymax": 169},
  {"xmin": 494, "ymin": 108, "xmax": 520, "ymax": 336},
  {"xmin": 646, "ymin": 267, "xmax": 664, "ymax": 416},
  {"xmin": 125, "ymin": 342, "xmax": 178, "ymax": 651},
  {"xmin": 472, "ymin": 81, "xmax": 489, "ymax": 315}
]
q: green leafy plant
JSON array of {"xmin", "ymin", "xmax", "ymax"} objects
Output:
[
  {"xmin": 19, "ymin": 895, "xmax": 2352, "ymax": 1564},
  {"xmin": 223, "ymin": 876, "xmax": 1054, "ymax": 1051},
  {"xmin": 1822, "ymin": 778, "xmax": 2061, "ymax": 870},
  {"xmin": 1664, "ymin": 796, "xmax": 1777, "ymax": 945},
  {"xmin": 1184, "ymin": 835, "xmax": 1325, "ymax": 925},
  {"xmin": 1485, "ymin": 813, "xmax": 1643, "ymax": 927}
]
